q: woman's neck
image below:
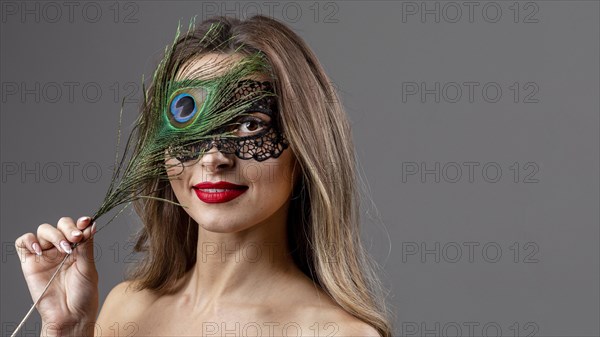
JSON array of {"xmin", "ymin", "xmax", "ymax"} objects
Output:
[{"xmin": 181, "ymin": 200, "xmax": 300, "ymax": 310}]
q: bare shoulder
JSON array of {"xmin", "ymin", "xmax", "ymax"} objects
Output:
[
  {"xmin": 280, "ymin": 274, "xmax": 381, "ymax": 337},
  {"xmin": 99, "ymin": 279, "xmax": 154, "ymax": 313},
  {"xmin": 332, "ymin": 315, "xmax": 381, "ymax": 337},
  {"xmin": 300, "ymin": 305, "xmax": 381, "ymax": 337},
  {"xmin": 95, "ymin": 280, "xmax": 156, "ymax": 335}
]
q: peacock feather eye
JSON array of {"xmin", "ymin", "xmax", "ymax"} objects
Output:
[
  {"xmin": 170, "ymin": 93, "xmax": 196, "ymax": 122},
  {"xmin": 167, "ymin": 86, "xmax": 209, "ymax": 128}
]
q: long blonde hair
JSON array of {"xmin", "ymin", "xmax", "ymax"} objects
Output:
[{"xmin": 129, "ymin": 15, "xmax": 393, "ymax": 337}]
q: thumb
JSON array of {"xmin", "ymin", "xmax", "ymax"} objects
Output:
[{"xmin": 73, "ymin": 222, "xmax": 97, "ymax": 274}]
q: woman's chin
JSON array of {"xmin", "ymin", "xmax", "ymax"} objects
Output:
[{"xmin": 195, "ymin": 219, "xmax": 251, "ymax": 234}]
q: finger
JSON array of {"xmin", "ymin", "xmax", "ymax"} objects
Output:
[
  {"xmin": 57, "ymin": 217, "xmax": 84, "ymax": 244},
  {"xmin": 15, "ymin": 233, "xmax": 42, "ymax": 258},
  {"xmin": 37, "ymin": 223, "xmax": 71, "ymax": 254},
  {"xmin": 75, "ymin": 216, "xmax": 93, "ymax": 231},
  {"xmin": 80, "ymin": 221, "xmax": 96, "ymax": 243}
]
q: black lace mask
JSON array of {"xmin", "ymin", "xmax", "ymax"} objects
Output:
[{"xmin": 167, "ymin": 80, "xmax": 289, "ymax": 162}]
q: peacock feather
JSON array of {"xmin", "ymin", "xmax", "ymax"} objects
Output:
[
  {"xmin": 11, "ymin": 18, "xmax": 276, "ymax": 337},
  {"xmin": 94, "ymin": 18, "xmax": 275, "ymax": 221}
]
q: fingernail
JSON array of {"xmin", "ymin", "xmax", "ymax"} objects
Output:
[
  {"xmin": 78, "ymin": 216, "xmax": 91, "ymax": 223},
  {"xmin": 91, "ymin": 222, "xmax": 97, "ymax": 235},
  {"xmin": 32, "ymin": 243, "xmax": 42, "ymax": 256},
  {"xmin": 60, "ymin": 241, "xmax": 73, "ymax": 254},
  {"xmin": 71, "ymin": 230, "xmax": 82, "ymax": 237}
]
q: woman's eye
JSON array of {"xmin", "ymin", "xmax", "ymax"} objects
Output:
[
  {"xmin": 242, "ymin": 120, "xmax": 260, "ymax": 131},
  {"xmin": 235, "ymin": 117, "xmax": 267, "ymax": 135}
]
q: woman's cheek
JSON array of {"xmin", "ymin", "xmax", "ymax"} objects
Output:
[{"xmin": 164, "ymin": 159, "xmax": 185, "ymax": 178}]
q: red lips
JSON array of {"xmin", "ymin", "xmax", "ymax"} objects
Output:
[{"xmin": 192, "ymin": 181, "xmax": 248, "ymax": 203}]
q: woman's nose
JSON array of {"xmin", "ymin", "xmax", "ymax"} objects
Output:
[{"xmin": 199, "ymin": 141, "xmax": 235, "ymax": 171}]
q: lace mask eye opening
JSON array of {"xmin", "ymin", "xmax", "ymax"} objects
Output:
[{"xmin": 216, "ymin": 79, "xmax": 285, "ymax": 134}]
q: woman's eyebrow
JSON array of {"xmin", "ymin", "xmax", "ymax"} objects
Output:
[
  {"xmin": 250, "ymin": 111, "xmax": 272, "ymax": 120},
  {"xmin": 233, "ymin": 111, "xmax": 272, "ymax": 122}
]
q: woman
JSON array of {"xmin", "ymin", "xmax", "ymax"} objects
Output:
[{"xmin": 15, "ymin": 15, "xmax": 392, "ymax": 337}]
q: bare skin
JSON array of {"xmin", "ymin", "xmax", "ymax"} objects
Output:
[{"xmin": 15, "ymin": 53, "xmax": 380, "ymax": 337}]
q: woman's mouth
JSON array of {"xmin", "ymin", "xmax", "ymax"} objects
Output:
[{"xmin": 192, "ymin": 181, "xmax": 248, "ymax": 203}]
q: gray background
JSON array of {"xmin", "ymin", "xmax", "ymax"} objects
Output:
[{"xmin": 1, "ymin": 1, "xmax": 598, "ymax": 336}]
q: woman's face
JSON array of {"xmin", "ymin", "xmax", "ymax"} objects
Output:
[{"xmin": 164, "ymin": 53, "xmax": 297, "ymax": 233}]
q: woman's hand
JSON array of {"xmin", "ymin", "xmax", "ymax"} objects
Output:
[{"xmin": 15, "ymin": 216, "xmax": 99, "ymax": 336}]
